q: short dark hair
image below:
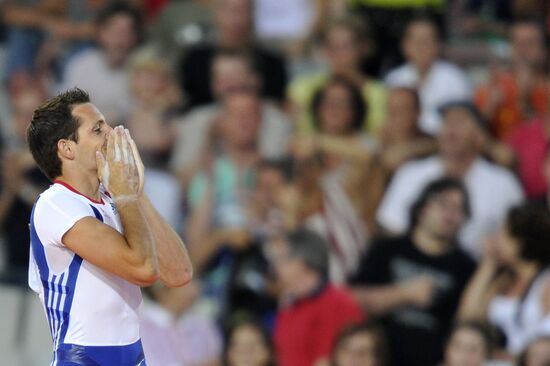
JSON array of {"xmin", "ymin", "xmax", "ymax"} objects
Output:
[
  {"xmin": 223, "ymin": 317, "xmax": 275, "ymax": 366},
  {"xmin": 506, "ymin": 202, "xmax": 550, "ymax": 265},
  {"xmin": 96, "ymin": 1, "xmax": 144, "ymax": 43},
  {"xmin": 27, "ymin": 88, "xmax": 90, "ymax": 180},
  {"xmin": 409, "ymin": 177, "xmax": 471, "ymax": 230},
  {"xmin": 285, "ymin": 228, "xmax": 329, "ymax": 278},
  {"xmin": 311, "ymin": 77, "xmax": 367, "ymax": 133},
  {"xmin": 332, "ymin": 321, "xmax": 389, "ymax": 366}
]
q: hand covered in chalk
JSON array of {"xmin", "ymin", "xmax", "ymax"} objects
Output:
[{"xmin": 96, "ymin": 126, "xmax": 141, "ymax": 205}]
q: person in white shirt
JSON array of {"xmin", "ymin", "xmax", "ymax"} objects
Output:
[
  {"xmin": 385, "ymin": 16, "xmax": 472, "ymax": 135},
  {"xmin": 27, "ymin": 88, "xmax": 192, "ymax": 365},
  {"xmin": 377, "ymin": 100, "xmax": 523, "ymax": 258},
  {"xmin": 60, "ymin": 2, "xmax": 142, "ymax": 125}
]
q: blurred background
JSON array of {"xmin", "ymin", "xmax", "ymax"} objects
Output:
[{"xmin": 2, "ymin": 0, "xmax": 550, "ymax": 365}]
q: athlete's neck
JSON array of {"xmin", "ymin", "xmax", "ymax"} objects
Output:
[{"xmin": 55, "ymin": 173, "xmax": 101, "ymax": 202}]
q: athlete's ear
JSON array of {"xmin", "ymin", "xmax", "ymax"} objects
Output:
[{"xmin": 57, "ymin": 139, "xmax": 76, "ymax": 160}]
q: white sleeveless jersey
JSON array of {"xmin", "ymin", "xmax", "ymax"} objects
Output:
[{"xmin": 28, "ymin": 181, "xmax": 142, "ymax": 348}]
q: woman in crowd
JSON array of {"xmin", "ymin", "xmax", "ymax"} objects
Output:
[
  {"xmin": 331, "ymin": 322, "xmax": 389, "ymax": 366},
  {"xmin": 441, "ymin": 322, "xmax": 493, "ymax": 366},
  {"xmin": 458, "ymin": 202, "xmax": 550, "ymax": 356},
  {"xmin": 224, "ymin": 319, "xmax": 275, "ymax": 366}
]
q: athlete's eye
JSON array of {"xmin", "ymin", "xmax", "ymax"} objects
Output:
[{"xmin": 94, "ymin": 128, "xmax": 102, "ymax": 135}]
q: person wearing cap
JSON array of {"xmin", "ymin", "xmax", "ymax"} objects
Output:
[
  {"xmin": 270, "ymin": 229, "xmax": 364, "ymax": 366},
  {"xmin": 377, "ymin": 100, "xmax": 524, "ymax": 259}
]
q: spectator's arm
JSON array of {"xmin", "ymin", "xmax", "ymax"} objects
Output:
[{"xmin": 457, "ymin": 257, "xmax": 499, "ymax": 321}]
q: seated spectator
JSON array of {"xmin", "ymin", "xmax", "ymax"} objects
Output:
[
  {"xmin": 270, "ymin": 229, "xmax": 364, "ymax": 366},
  {"xmin": 518, "ymin": 336, "xmax": 550, "ymax": 366},
  {"xmin": 474, "ymin": 19, "xmax": 548, "ymax": 140},
  {"xmin": 224, "ymin": 318, "xmax": 275, "ymax": 366},
  {"xmin": 352, "ymin": 178, "xmax": 476, "ymax": 366},
  {"xmin": 287, "ymin": 78, "xmax": 386, "ymax": 282},
  {"xmin": 288, "ymin": 17, "xmax": 387, "ymax": 135},
  {"xmin": 2, "ymin": 0, "xmax": 104, "ymax": 86},
  {"xmin": 506, "ymin": 99, "xmax": 550, "ymax": 198},
  {"xmin": 331, "ymin": 321, "xmax": 389, "ymax": 366},
  {"xmin": 458, "ymin": 203, "xmax": 550, "ymax": 355},
  {"xmin": 441, "ymin": 322, "xmax": 493, "ymax": 366},
  {"xmin": 126, "ymin": 48, "xmax": 182, "ymax": 169},
  {"xmin": 170, "ymin": 49, "xmax": 291, "ymax": 188},
  {"xmin": 379, "ymin": 87, "xmax": 437, "ymax": 175},
  {"xmin": 0, "ymin": 85, "xmax": 49, "ymax": 282},
  {"xmin": 377, "ymin": 100, "xmax": 524, "ymax": 258},
  {"xmin": 349, "ymin": 0, "xmax": 445, "ymax": 76},
  {"xmin": 385, "ymin": 16, "xmax": 472, "ymax": 135},
  {"xmin": 178, "ymin": 0, "xmax": 287, "ymax": 108},
  {"xmin": 59, "ymin": 2, "xmax": 143, "ymax": 124},
  {"xmin": 140, "ymin": 281, "xmax": 223, "ymax": 366}
]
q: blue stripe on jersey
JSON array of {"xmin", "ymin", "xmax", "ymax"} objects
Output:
[
  {"xmin": 90, "ymin": 205, "xmax": 103, "ymax": 222},
  {"xmin": 56, "ymin": 254, "xmax": 83, "ymax": 347},
  {"xmin": 54, "ymin": 340, "xmax": 146, "ymax": 366}
]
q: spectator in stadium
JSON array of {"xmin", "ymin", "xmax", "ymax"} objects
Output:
[
  {"xmin": 352, "ymin": 178, "xmax": 476, "ymax": 366},
  {"xmin": 286, "ymin": 78, "xmax": 385, "ymax": 282},
  {"xmin": 140, "ymin": 281, "xmax": 223, "ymax": 366},
  {"xmin": 377, "ymin": 100, "xmax": 524, "ymax": 258},
  {"xmin": 59, "ymin": 1, "xmax": 143, "ymax": 124},
  {"xmin": 0, "ymin": 85, "xmax": 49, "ymax": 282},
  {"xmin": 458, "ymin": 203, "xmax": 550, "ymax": 355},
  {"xmin": 170, "ymin": 49, "xmax": 291, "ymax": 189},
  {"xmin": 385, "ymin": 16, "xmax": 472, "ymax": 135},
  {"xmin": 288, "ymin": 17, "xmax": 387, "ymax": 135},
  {"xmin": 270, "ymin": 229, "xmax": 364, "ymax": 366},
  {"xmin": 331, "ymin": 321, "xmax": 389, "ymax": 366},
  {"xmin": 2, "ymin": 0, "xmax": 105, "ymax": 87},
  {"xmin": 441, "ymin": 321, "xmax": 493, "ymax": 366},
  {"xmin": 178, "ymin": 0, "xmax": 287, "ymax": 108},
  {"xmin": 474, "ymin": 19, "xmax": 548, "ymax": 140},
  {"xmin": 378, "ymin": 87, "xmax": 437, "ymax": 175},
  {"xmin": 224, "ymin": 319, "xmax": 275, "ymax": 366}
]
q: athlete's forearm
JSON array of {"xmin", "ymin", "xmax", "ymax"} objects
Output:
[
  {"xmin": 139, "ymin": 195, "xmax": 192, "ymax": 287},
  {"xmin": 116, "ymin": 199, "xmax": 159, "ymax": 285}
]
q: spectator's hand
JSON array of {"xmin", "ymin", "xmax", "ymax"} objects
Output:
[
  {"xmin": 400, "ymin": 276, "xmax": 436, "ymax": 308},
  {"xmin": 1, "ymin": 151, "xmax": 25, "ymax": 195},
  {"xmin": 290, "ymin": 134, "xmax": 318, "ymax": 161},
  {"xmin": 381, "ymin": 144, "xmax": 413, "ymax": 172},
  {"xmin": 216, "ymin": 228, "xmax": 253, "ymax": 250},
  {"xmin": 96, "ymin": 126, "xmax": 140, "ymax": 204},
  {"xmin": 480, "ymin": 234, "xmax": 500, "ymax": 267}
]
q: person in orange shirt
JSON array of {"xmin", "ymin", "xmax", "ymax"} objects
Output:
[{"xmin": 474, "ymin": 19, "xmax": 548, "ymax": 140}]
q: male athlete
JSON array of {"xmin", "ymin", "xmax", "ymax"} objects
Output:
[{"xmin": 26, "ymin": 88, "xmax": 193, "ymax": 365}]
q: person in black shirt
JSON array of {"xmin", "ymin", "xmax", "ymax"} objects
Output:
[
  {"xmin": 352, "ymin": 177, "xmax": 477, "ymax": 366},
  {"xmin": 178, "ymin": 0, "xmax": 287, "ymax": 108}
]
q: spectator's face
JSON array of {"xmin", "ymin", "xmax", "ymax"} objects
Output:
[
  {"xmin": 524, "ymin": 339, "xmax": 550, "ymax": 366},
  {"xmin": 334, "ymin": 332, "xmax": 379, "ymax": 366},
  {"xmin": 386, "ymin": 89, "xmax": 419, "ymax": 140},
  {"xmin": 227, "ymin": 325, "xmax": 271, "ymax": 366},
  {"xmin": 220, "ymin": 93, "xmax": 261, "ymax": 148},
  {"xmin": 12, "ymin": 89, "xmax": 44, "ymax": 141},
  {"xmin": 511, "ymin": 24, "xmax": 546, "ymax": 68},
  {"xmin": 325, "ymin": 26, "xmax": 362, "ymax": 73},
  {"xmin": 269, "ymin": 239, "xmax": 307, "ymax": 295},
  {"xmin": 318, "ymin": 83, "xmax": 357, "ymax": 135},
  {"xmin": 98, "ymin": 14, "xmax": 138, "ymax": 67},
  {"xmin": 444, "ymin": 328, "xmax": 487, "ymax": 366},
  {"xmin": 215, "ymin": 0, "xmax": 252, "ymax": 45},
  {"xmin": 131, "ymin": 67, "xmax": 169, "ymax": 103},
  {"xmin": 418, "ymin": 189, "xmax": 466, "ymax": 241},
  {"xmin": 211, "ymin": 56, "xmax": 257, "ymax": 100},
  {"xmin": 403, "ymin": 22, "xmax": 440, "ymax": 70},
  {"xmin": 494, "ymin": 224, "xmax": 521, "ymax": 266},
  {"xmin": 438, "ymin": 107, "xmax": 483, "ymax": 158}
]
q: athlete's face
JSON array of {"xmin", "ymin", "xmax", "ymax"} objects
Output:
[{"xmin": 71, "ymin": 103, "xmax": 113, "ymax": 175}]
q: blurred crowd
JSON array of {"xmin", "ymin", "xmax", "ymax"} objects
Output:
[{"xmin": 3, "ymin": 0, "xmax": 550, "ymax": 365}]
